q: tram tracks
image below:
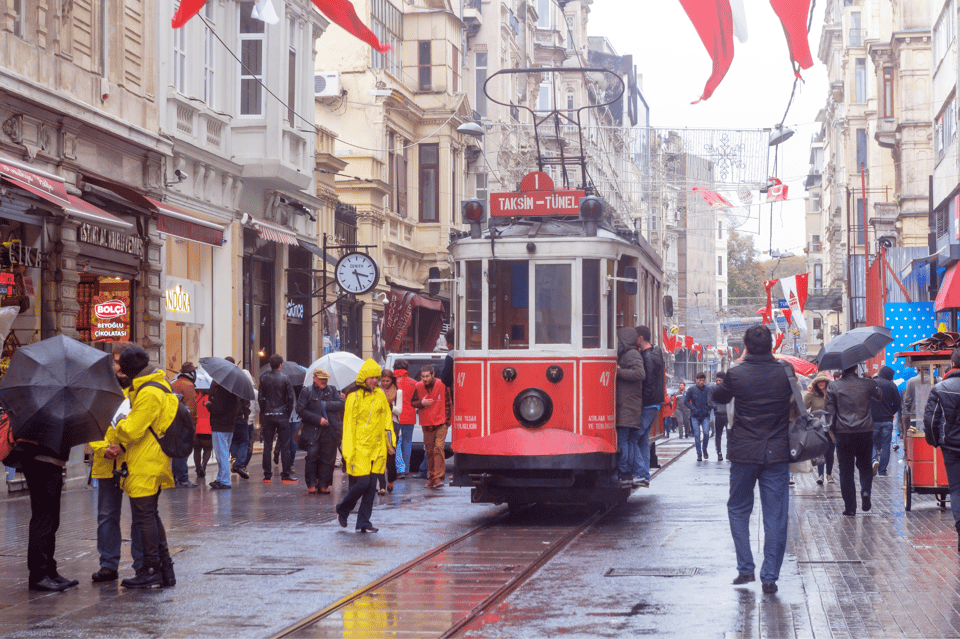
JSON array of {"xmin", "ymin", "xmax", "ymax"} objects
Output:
[{"xmin": 270, "ymin": 505, "xmax": 611, "ymax": 639}]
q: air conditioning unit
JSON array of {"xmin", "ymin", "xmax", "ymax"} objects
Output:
[{"xmin": 315, "ymin": 72, "xmax": 341, "ymax": 98}]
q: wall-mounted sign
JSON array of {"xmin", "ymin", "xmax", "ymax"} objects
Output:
[
  {"xmin": 79, "ymin": 223, "xmax": 145, "ymax": 259},
  {"xmin": 287, "ymin": 300, "xmax": 305, "ymax": 321},
  {"xmin": 165, "ymin": 284, "xmax": 191, "ymax": 314},
  {"xmin": 91, "ymin": 279, "xmax": 131, "ymax": 341},
  {"xmin": 1, "ymin": 241, "xmax": 43, "ymax": 268}
]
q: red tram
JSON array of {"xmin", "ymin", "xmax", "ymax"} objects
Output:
[{"xmin": 448, "ymin": 173, "xmax": 663, "ymax": 507}]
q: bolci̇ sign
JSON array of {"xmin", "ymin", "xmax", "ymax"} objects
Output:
[{"xmin": 91, "ymin": 279, "xmax": 131, "ymax": 342}]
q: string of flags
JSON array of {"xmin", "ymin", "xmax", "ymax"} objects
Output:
[{"xmin": 662, "ymin": 327, "xmax": 739, "ymax": 361}]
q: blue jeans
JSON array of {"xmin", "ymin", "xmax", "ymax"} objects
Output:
[
  {"xmin": 171, "ymin": 456, "xmax": 189, "ymax": 484},
  {"xmin": 692, "ymin": 416, "xmax": 711, "ymax": 456},
  {"xmin": 728, "ymin": 461, "xmax": 790, "ymax": 585},
  {"xmin": 230, "ymin": 418, "xmax": 249, "ymax": 470},
  {"xmin": 97, "ymin": 478, "xmax": 143, "ymax": 572},
  {"xmin": 211, "ymin": 431, "xmax": 232, "ymax": 486},
  {"xmin": 872, "ymin": 421, "xmax": 894, "ymax": 474},
  {"xmin": 396, "ymin": 424, "xmax": 414, "ymax": 474},
  {"xmin": 942, "ymin": 448, "xmax": 960, "ymax": 524},
  {"xmin": 635, "ymin": 405, "xmax": 660, "ymax": 482},
  {"xmin": 617, "ymin": 427, "xmax": 641, "ymax": 476}
]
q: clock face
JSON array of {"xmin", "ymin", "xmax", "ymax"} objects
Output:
[{"xmin": 335, "ymin": 252, "xmax": 380, "ymax": 295}]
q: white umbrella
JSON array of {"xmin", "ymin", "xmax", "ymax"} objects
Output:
[
  {"xmin": 305, "ymin": 352, "xmax": 365, "ymax": 389},
  {"xmin": 194, "ymin": 366, "xmax": 214, "ymax": 390}
]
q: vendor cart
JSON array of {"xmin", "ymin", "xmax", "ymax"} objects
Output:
[{"xmin": 895, "ymin": 350, "xmax": 951, "ymax": 511}]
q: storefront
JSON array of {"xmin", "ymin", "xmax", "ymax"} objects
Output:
[
  {"xmin": 75, "ymin": 221, "xmax": 144, "ymax": 344},
  {"xmin": 285, "ymin": 245, "xmax": 312, "ymax": 367}
]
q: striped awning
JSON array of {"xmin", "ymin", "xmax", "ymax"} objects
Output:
[{"xmin": 248, "ymin": 215, "xmax": 298, "ymax": 245}]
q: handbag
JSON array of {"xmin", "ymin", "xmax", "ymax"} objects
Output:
[{"xmin": 780, "ymin": 362, "xmax": 831, "ymax": 463}]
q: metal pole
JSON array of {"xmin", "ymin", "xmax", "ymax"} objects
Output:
[
  {"xmin": 323, "ymin": 232, "xmax": 328, "ymax": 352},
  {"xmin": 861, "ymin": 162, "xmax": 869, "ymax": 267}
]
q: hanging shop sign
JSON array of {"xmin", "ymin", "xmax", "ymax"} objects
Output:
[
  {"xmin": 286, "ymin": 300, "xmax": 305, "ymax": 323},
  {"xmin": 165, "ymin": 284, "xmax": 191, "ymax": 314},
  {"xmin": 79, "ymin": 223, "xmax": 145, "ymax": 259},
  {"xmin": 91, "ymin": 279, "xmax": 131, "ymax": 341}
]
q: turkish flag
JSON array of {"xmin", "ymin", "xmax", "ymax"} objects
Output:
[
  {"xmin": 693, "ymin": 187, "xmax": 734, "ymax": 210},
  {"xmin": 172, "ymin": 0, "xmax": 206, "ymax": 28},
  {"xmin": 678, "ymin": 0, "xmax": 735, "ymax": 103},
  {"xmin": 663, "ymin": 327, "xmax": 676, "ymax": 354},
  {"xmin": 685, "ymin": 335, "xmax": 695, "ymax": 350},
  {"xmin": 770, "ymin": 0, "xmax": 814, "ymax": 73},
  {"xmin": 766, "ymin": 177, "xmax": 789, "ymax": 202},
  {"xmin": 312, "ymin": 0, "xmax": 391, "ymax": 53}
]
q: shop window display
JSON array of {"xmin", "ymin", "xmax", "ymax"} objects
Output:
[{"xmin": 76, "ymin": 275, "xmax": 132, "ymax": 343}]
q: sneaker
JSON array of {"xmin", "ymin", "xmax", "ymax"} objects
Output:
[
  {"xmin": 262, "ymin": 477, "xmax": 271, "ymax": 484},
  {"xmin": 308, "ymin": 486, "xmax": 318, "ymax": 495},
  {"xmin": 233, "ymin": 467, "xmax": 250, "ymax": 479},
  {"xmin": 209, "ymin": 480, "xmax": 231, "ymax": 490},
  {"xmin": 281, "ymin": 474, "xmax": 299, "ymax": 485},
  {"xmin": 872, "ymin": 460, "xmax": 880, "ymax": 476},
  {"xmin": 636, "ymin": 480, "xmax": 650, "ymax": 488},
  {"xmin": 177, "ymin": 480, "xmax": 198, "ymax": 489},
  {"xmin": 827, "ymin": 474, "xmax": 835, "ymax": 484},
  {"xmin": 816, "ymin": 474, "xmax": 824, "ymax": 485}
]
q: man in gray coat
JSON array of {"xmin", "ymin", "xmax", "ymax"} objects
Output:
[{"xmin": 616, "ymin": 327, "xmax": 646, "ymax": 484}]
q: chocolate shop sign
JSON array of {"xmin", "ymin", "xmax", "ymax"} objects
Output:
[{"xmin": 79, "ymin": 224, "xmax": 145, "ymax": 259}]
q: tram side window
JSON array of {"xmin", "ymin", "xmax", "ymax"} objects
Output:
[
  {"xmin": 535, "ymin": 263, "xmax": 571, "ymax": 344},
  {"xmin": 582, "ymin": 259, "xmax": 601, "ymax": 348},
  {"xmin": 616, "ymin": 257, "xmax": 638, "ymax": 328},
  {"xmin": 489, "ymin": 260, "xmax": 528, "ymax": 349},
  {"xmin": 464, "ymin": 261, "xmax": 482, "ymax": 349}
]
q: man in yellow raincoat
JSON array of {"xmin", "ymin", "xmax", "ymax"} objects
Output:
[
  {"xmin": 103, "ymin": 346, "xmax": 178, "ymax": 588},
  {"xmin": 335, "ymin": 359, "xmax": 394, "ymax": 533}
]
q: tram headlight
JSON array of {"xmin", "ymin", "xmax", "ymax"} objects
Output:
[{"xmin": 513, "ymin": 388, "xmax": 553, "ymax": 428}]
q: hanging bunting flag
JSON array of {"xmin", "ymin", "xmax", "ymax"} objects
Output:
[
  {"xmin": 763, "ymin": 278, "xmax": 779, "ymax": 325},
  {"xmin": 769, "ymin": 0, "xmax": 815, "ymax": 74},
  {"xmin": 766, "ymin": 177, "xmax": 789, "ymax": 202},
  {"xmin": 693, "ymin": 343, "xmax": 704, "ymax": 360},
  {"xmin": 172, "ymin": 0, "xmax": 207, "ymax": 28},
  {"xmin": 685, "ymin": 335, "xmax": 695, "ymax": 350},
  {"xmin": 780, "ymin": 273, "xmax": 809, "ymax": 331},
  {"xmin": 311, "ymin": 0, "xmax": 392, "ymax": 53},
  {"xmin": 662, "ymin": 327, "xmax": 677, "ymax": 354},
  {"xmin": 252, "ymin": 0, "xmax": 280, "ymax": 24},
  {"xmin": 678, "ymin": 0, "xmax": 736, "ymax": 103},
  {"xmin": 782, "ymin": 307, "xmax": 793, "ymax": 327},
  {"xmin": 693, "ymin": 186, "xmax": 734, "ymax": 210},
  {"xmin": 774, "ymin": 332, "xmax": 785, "ymax": 353}
]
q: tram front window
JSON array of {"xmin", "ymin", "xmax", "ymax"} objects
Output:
[
  {"xmin": 534, "ymin": 263, "xmax": 571, "ymax": 344},
  {"xmin": 489, "ymin": 260, "xmax": 529, "ymax": 349}
]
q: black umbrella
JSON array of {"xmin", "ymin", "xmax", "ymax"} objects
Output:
[
  {"xmin": 0, "ymin": 334, "xmax": 124, "ymax": 453},
  {"xmin": 198, "ymin": 357, "xmax": 255, "ymax": 401},
  {"xmin": 258, "ymin": 360, "xmax": 306, "ymax": 386},
  {"xmin": 816, "ymin": 326, "xmax": 894, "ymax": 371}
]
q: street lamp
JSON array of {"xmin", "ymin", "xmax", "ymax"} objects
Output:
[{"xmin": 457, "ymin": 122, "xmax": 488, "ymax": 204}]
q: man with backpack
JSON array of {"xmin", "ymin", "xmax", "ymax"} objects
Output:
[{"xmin": 103, "ymin": 347, "xmax": 178, "ymax": 589}]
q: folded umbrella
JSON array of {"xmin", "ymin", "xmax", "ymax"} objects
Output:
[
  {"xmin": 198, "ymin": 357, "xmax": 256, "ymax": 401},
  {"xmin": 305, "ymin": 352, "xmax": 365, "ymax": 389},
  {"xmin": 816, "ymin": 326, "xmax": 894, "ymax": 372},
  {"xmin": 0, "ymin": 334, "xmax": 124, "ymax": 453},
  {"xmin": 258, "ymin": 360, "xmax": 307, "ymax": 386}
]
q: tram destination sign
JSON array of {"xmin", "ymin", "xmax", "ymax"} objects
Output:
[{"xmin": 489, "ymin": 171, "xmax": 585, "ymax": 218}]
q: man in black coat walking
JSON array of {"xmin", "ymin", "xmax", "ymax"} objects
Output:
[
  {"xmin": 297, "ymin": 368, "xmax": 345, "ymax": 494},
  {"xmin": 713, "ymin": 324, "xmax": 794, "ymax": 595},
  {"xmin": 259, "ymin": 354, "xmax": 297, "ymax": 484},
  {"xmin": 923, "ymin": 348, "xmax": 960, "ymax": 550}
]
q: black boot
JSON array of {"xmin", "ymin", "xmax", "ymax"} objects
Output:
[
  {"xmin": 121, "ymin": 566, "xmax": 163, "ymax": 589},
  {"xmin": 160, "ymin": 558, "xmax": 176, "ymax": 588}
]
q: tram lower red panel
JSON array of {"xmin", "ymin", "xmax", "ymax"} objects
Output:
[{"xmin": 453, "ymin": 427, "xmax": 616, "ymax": 457}]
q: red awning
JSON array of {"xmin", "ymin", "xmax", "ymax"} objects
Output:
[
  {"xmin": 937, "ymin": 263, "xmax": 960, "ymax": 311},
  {"xmin": 383, "ymin": 289, "xmax": 445, "ymax": 352},
  {"xmin": 0, "ymin": 158, "xmax": 130, "ymax": 230},
  {"xmin": 247, "ymin": 214, "xmax": 298, "ymax": 245},
  {"xmin": 146, "ymin": 197, "xmax": 224, "ymax": 247}
]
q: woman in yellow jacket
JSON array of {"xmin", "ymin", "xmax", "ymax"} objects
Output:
[
  {"xmin": 103, "ymin": 347, "xmax": 178, "ymax": 588},
  {"xmin": 335, "ymin": 359, "xmax": 394, "ymax": 533}
]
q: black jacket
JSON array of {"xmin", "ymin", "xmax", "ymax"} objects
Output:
[
  {"xmin": 825, "ymin": 373, "xmax": 881, "ymax": 434},
  {"xmin": 615, "ymin": 327, "xmax": 646, "ymax": 429},
  {"xmin": 206, "ymin": 384, "xmax": 242, "ymax": 433},
  {"xmin": 924, "ymin": 368, "xmax": 960, "ymax": 452},
  {"xmin": 258, "ymin": 369, "xmax": 295, "ymax": 418},
  {"xmin": 870, "ymin": 366, "xmax": 902, "ymax": 422},
  {"xmin": 684, "ymin": 383, "xmax": 714, "ymax": 420},
  {"xmin": 297, "ymin": 383, "xmax": 345, "ymax": 444},
  {"xmin": 712, "ymin": 353, "xmax": 794, "ymax": 465},
  {"xmin": 639, "ymin": 345, "xmax": 665, "ymax": 408},
  {"xmin": 709, "ymin": 383, "xmax": 729, "ymax": 427}
]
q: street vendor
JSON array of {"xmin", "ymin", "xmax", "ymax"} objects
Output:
[{"xmin": 903, "ymin": 365, "xmax": 940, "ymax": 433}]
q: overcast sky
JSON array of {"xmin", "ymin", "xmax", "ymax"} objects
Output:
[{"xmin": 588, "ymin": 0, "xmax": 829, "ymax": 257}]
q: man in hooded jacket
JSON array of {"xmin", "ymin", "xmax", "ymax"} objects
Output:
[
  {"xmin": 870, "ymin": 366, "xmax": 901, "ymax": 476},
  {"xmin": 336, "ymin": 359, "xmax": 394, "ymax": 532},
  {"xmin": 924, "ymin": 348, "xmax": 960, "ymax": 551},
  {"xmin": 615, "ymin": 327, "xmax": 646, "ymax": 484},
  {"xmin": 635, "ymin": 325, "xmax": 663, "ymax": 487},
  {"xmin": 103, "ymin": 346, "xmax": 178, "ymax": 589}
]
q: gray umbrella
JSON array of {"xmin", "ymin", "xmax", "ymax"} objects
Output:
[
  {"xmin": 198, "ymin": 357, "xmax": 255, "ymax": 401},
  {"xmin": 816, "ymin": 326, "xmax": 894, "ymax": 372},
  {"xmin": 0, "ymin": 334, "xmax": 124, "ymax": 453},
  {"xmin": 258, "ymin": 360, "xmax": 306, "ymax": 386}
]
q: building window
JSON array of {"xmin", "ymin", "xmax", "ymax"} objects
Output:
[
  {"xmin": 936, "ymin": 95, "xmax": 956, "ymax": 161},
  {"xmin": 335, "ymin": 204, "xmax": 358, "ymax": 246},
  {"xmin": 475, "ymin": 52, "xmax": 488, "ymax": 117},
  {"xmin": 814, "ymin": 263, "xmax": 823, "ymax": 289},
  {"xmin": 451, "ymin": 151, "xmax": 458, "ymax": 224},
  {"xmin": 718, "ymin": 220, "xmax": 723, "ymax": 239},
  {"xmin": 811, "ymin": 234, "xmax": 822, "ymax": 252},
  {"xmin": 418, "ymin": 41, "xmax": 432, "ymax": 91},
  {"xmin": 203, "ymin": 4, "xmax": 216, "ymax": 107},
  {"xmin": 856, "ymin": 128, "xmax": 867, "ymax": 170},
  {"xmin": 718, "ymin": 289, "xmax": 723, "ymax": 307},
  {"xmin": 239, "ymin": 3, "xmax": 265, "ymax": 116},
  {"xmin": 855, "ymin": 59, "xmax": 866, "ymax": 103},
  {"xmin": 882, "ymin": 67, "xmax": 893, "ymax": 118},
  {"xmin": 537, "ymin": 73, "xmax": 552, "ymax": 113},
  {"xmin": 419, "ymin": 143, "xmax": 439, "ymax": 222},
  {"xmin": 371, "ymin": 0, "xmax": 401, "ymax": 78},
  {"xmin": 856, "ymin": 198, "xmax": 865, "ymax": 245},
  {"xmin": 849, "ymin": 11, "xmax": 862, "ymax": 46},
  {"xmin": 717, "ymin": 256, "xmax": 723, "ymax": 276},
  {"xmin": 12, "ymin": 0, "xmax": 23, "ymax": 38},
  {"xmin": 287, "ymin": 19, "xmax": 297, "ymax": 125},
  {"xmin": 538, "ymin": 0, "xmax": 550, "ymax": 28},
  {"xmin": 173, "ymin": 15, "xmax": 188, "ymax": 94},
  {"xmin": 935, "ymin": 3, "xmax": 956, "ymax": 65},
  {"xmin": 566, "ymin": 89, "xmax": 575, "ymax": 120},
  {"xmin": 476, "ymin": 173, "xmax": 487, "ymax": 206},
  {"xmin": 452, "ymin": 45, "xmax": 460, "ymax": 93}
]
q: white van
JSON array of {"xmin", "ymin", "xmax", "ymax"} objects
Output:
[{"xmin": 383, "ymin": 352, "xmax": 453, "ymax": 471}]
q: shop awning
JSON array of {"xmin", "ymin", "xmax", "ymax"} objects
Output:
[
  {"xmin": 147, "ymin": 197, "xmax": 224, "ymax": 247},
  {"xmin": 247, "ymin": 214, "xmax": 298, "ymax": 245},
  {"xmin": 936, "ymin": 263, "xmax": 960, "ymax": 311},
  {"xmin": 297, "ymin": 239, "xmax": 341, "ymax": 266},
  {"xmin": 0, "ymin": 158, "xmax": 130, "ymax": 231}
]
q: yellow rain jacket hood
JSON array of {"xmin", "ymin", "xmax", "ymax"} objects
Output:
[
  {"xmin": 104, "ymin": 369, "xmax": 177, "ymax": 497},
  {"xmin": 342, "ymin": 359, "xmax": 393, "ymax": 476}
]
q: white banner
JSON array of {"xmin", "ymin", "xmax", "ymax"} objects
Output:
[{"xmin": 780, "ymin": 275, "xmax": 808, "ymax": 331}]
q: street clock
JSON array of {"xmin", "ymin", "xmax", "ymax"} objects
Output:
[{"xmin": 335, "ymin": 252, "xmax": 380, "ymax": 295}]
